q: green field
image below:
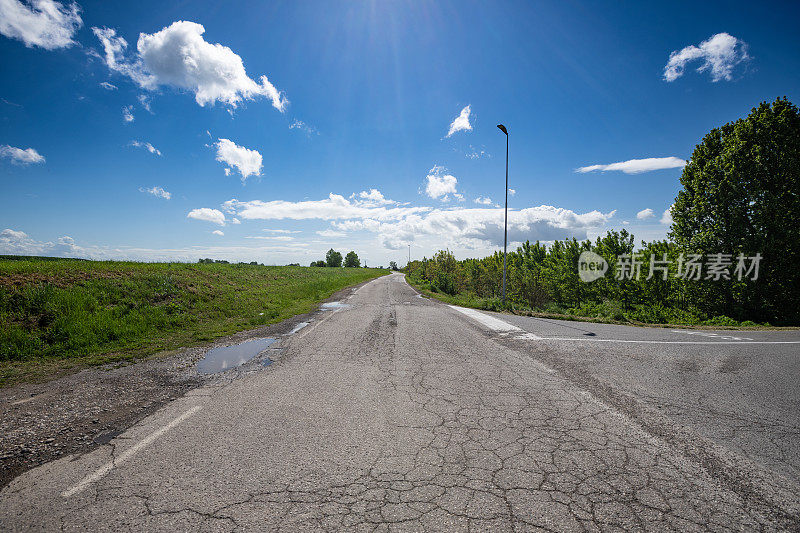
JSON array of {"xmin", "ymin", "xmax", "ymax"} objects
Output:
[{"xmin": 0, "ymin": 257, "xmax": 388, "ymax": 386}]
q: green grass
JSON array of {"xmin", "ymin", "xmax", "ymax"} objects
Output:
[
  {"xmin": 406, "ymin": 276, "xmax": 787, "ymax": 331},
  {"xmin": 0, "ymin": 258, "xmax": 388, "ymax": 386}
]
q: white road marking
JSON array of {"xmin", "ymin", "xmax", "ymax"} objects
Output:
[
  {"xmin": 533, "ymin": 337, "xmax": 800, "ymax": 345},
  {"xmin": 670, "ymin": 330, "xmax": 753, "ymax": 341},
  {"xmin": 448, "ymin": 306, "xmax": 800, "ymax": 345},
  {"xmin": 61, "ymin": 405, "xmax": 203, "ymax": 498},
  {"xmin": 449, "ymin": 306, "xmax": 542, "ymax": 338}
]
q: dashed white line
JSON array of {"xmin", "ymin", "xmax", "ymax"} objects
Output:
[{"xmin": 62, "ymin": 405, "xmax": 203, "ymax": 498}]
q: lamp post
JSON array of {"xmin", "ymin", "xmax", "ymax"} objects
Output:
[{"xmin": 497, "ymin": 124, "xmax": 508, "ymax": 303}]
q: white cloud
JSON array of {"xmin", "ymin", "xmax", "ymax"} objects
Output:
[
  {"xmin": 138, "ymin": 94, "xmax": 152, "ymax": 113},
  {"xmin": 222, "ymin": 192, "xmax": 615, "ymax": 251},
  {"xmin": 212, "ymin": 230, "xmax": 224, "ymax": 236},
  {"xmin": 289, "ymin": 119, "xmax": 318, "ymax": 136},
  {"xmin": 187, "ymin": 208, "xmax": 226, "ymax": 226},
  {"xmin": 215, "ymin": 138, "xmax": 262, "ymax": 181},
  {"xmin": 0, "ymin": 0, "xmax": 81, "ymax": 50},
  {"xmin": 139, "ymin": 186, "xmax": 170, "ymax": 200},
  {"xmin": 636, "ymin": 208, "xmax": 655, "ymax": 220},
  {"xmin": 245, "ymin": 235, "xmax": 294, "ymax": 242},
  {"xmin": 660, "ymin": 204, "xmax": 674, "ymax": 226},
  {"xmin": 576, "ymin": 156, "xmax": 686, "ymax": 174},
  {"xmin": 129, "ymin": 140, "xmax": 161, "ymax": 156},
  {"xmin": 0, "ymin": 144, "xmax": 45, "ymax": 164},
  {"xmin": 446, "ymin": 105, "xmax": 472, "ymax": 137},
  {"xmin": 474, "ymin": 197, "xmax": 493, "ymax": 205},
  {"xmin": 231, "ymin": 217, "xmax": 241, "ymax": 225},
  {"xmin": 664, "ymin": 32, "xmax": 748, "ymax": 82},
  {"xmin": 122, "ymin": 105, "xmax": 134, "ymax": 122},
  {"xmin": 0, "ymin": 228, "xmax": 85, "ymax": 257},
  {"xmin": 316, "ymin": 229, "xmax": 346, "ymax": 238},
  {"xmin": 224, "ymin": 194, "xmax": 428, "ymax": 223},
  {"xmin": 466, "ymin": 145, "xmax": 488, "ymax": 159},
  {"xmin": 425, "ymin": 165, "xmax": 458, "ymax": 200},
  {"xmin": 93, "ymin": 21, "xmax": 288, "ymax": 110},
  {"xmin": 354, "ymin": 189, "xmax": 396, "ymax": 206},
  {"xmin": 99, "ymin": 81, "xmax": 117, "ymax": 90},
  {"xmin": 508, "ymin": 189, "xmax": 516, "ymax": 196},
  {"xmin": 263, "ymin": 229, "xmax": 296, "ymax": 234}
]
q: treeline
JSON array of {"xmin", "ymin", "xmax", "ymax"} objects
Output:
[
  {"xmin": 311, "ymin": 249, "xmax": 364, "ymax": 268},
  {"xmin": 407, "ymin": 231, "xmax": 786, "ymax": 326}
]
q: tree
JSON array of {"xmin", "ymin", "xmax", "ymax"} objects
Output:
[
  {"xmin": 389, "ymin": 261, "xmax": 398, "ymax": 271},
  {"xmin": 344, "ymin": 251, "xmax": 360, "ymax": 268},
  {"xmin": 310, "ymin": 260, "xmax": 326, "ymax": 267},
  {"xmin": 326, "ymin": 248, "xmax": 343, "ymax": 268},
  {"xmin": 670, "ymin": 97, "xmax": 800, "ymax": 324}
]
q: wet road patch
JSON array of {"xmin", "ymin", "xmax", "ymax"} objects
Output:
[{"xmin": 197, "ymin": 338, "xmax": 276, "ymax": 374}]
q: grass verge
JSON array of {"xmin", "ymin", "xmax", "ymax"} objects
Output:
[
  {"xmin": 405, "ymin": 276, "xmax": 794, "ymax": 331},
  {"xmin": 1, "ymin": 258, "xmax": 388, "ymax": 387}
]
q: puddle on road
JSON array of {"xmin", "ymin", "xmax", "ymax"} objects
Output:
[
  {"xmin": 321, "ymin": 301, "xmax": 351, "ymax": 310},
  {"xmin": 197, "ymin": 338, "xmax": 276, "ymax": 374},
  {"xmin": 288, "ymin": 321, "xmax": 309, "ymax": 334}
]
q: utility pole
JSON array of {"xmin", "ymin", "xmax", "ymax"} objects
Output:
[{"xmin": 497, "ymin": 124, "xmax": 509, "ymax": 303}]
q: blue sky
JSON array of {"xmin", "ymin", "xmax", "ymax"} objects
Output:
[{"xmin": 1, "ymin": 0, "xmax": 798, "ymax": 265}]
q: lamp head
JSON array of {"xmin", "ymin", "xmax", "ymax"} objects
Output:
[{"xmin": 496, "ymin": 124, "xmax": 507, "ymax": 135}]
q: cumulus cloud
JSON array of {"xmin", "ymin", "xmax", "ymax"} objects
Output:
[
  {"xmin": 139, "ymin": 185, "xmax": 170, "ymax": 199},
  {"xmin": 446, "ymin": 105, "xmax": 472, "ymax": 137},
  {"xmin": 212, "ymin": 230, "xmax": 224, "ymax": 236},
  {"xmin": 223, "ymin": 194, "xmax": 428, "ymax": 223},
  {"xmin": 215, "ymin": 138, "xmax": 262, "ymax": 181},
  {"xmin": 474, "ymin": 197, "xmax": 493, "ymax": 206},
  {"xmin": 508, "ymin": 189, "xmax": 516, "ymax": 196},
  {"xmin": 129, "ymin": 140, "xmax": 161, "ymax": 156},
  {"xmin": 0, "ymin": 228, "xmax": 86, "ymax": 257},
  {"xmin": 664, "ymin": 32, "xmax": 748, "ymax": 82},
  {"xmin": 222, "ymin": 193, "xmax": 614, "ymax": 251},
  {"xmin": 99, "ymin": 81, "xmax": 117, "ymax": 90},
  {"xmin": 636, "ymin": 208, "xmax": 655, "ymax": 220},
  {"xmin": 353, "ymin": 189, "xmax": 397, "ymax": 207},
  {"xmin": 122, "ymin": 105, "xmax": 134, "ymax": 122},
  {"xmin": 425, "ymin": 165, "xmax": 458, "ymax": 200},
  {"xmin": 576, "ymin": 156, "xmax": 686, "ymax": 174},
  {"xmin": 0, "ymin": 144, "xmax": 45, "ymax": 164},
  {"xmin": 0, "ymin": 0, "xmax": 81, "ymax": 50},
  {"xmin": 187, "ymin": 208, "xmax": 226, "ymax": 226},
  {"xmin": 93, "ymin": 21, "xmax": 288, "ymax": 110},
  {"xmin": 660, "ymin": 204, "xmax": 674, "ymax": 226}
]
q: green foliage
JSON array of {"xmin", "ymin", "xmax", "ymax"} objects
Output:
[
  {"xmin": 0, "ymin": 260, "xmax": 388, "ymax": 376},
  {"xmin": 344, "ymin": 251, "xmax": 361, "ymax": 268},
  {"xmin": 325, "ymin": 249, "xmax": 343, "ymax": 268},
  {"xmin": 670, "ymin": 97, "xmax": 800, "ymax": 324}
]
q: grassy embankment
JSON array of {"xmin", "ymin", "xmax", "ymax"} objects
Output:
[
  {"xmin": 405, "ymin": 275, "xmax": 788, "ymax": 330},
  {"xmin": 0, "ymin": 257, "xmax": 388, "ymax": 386}
]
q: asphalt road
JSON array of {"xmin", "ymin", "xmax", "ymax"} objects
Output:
[{"xmin": 2, "ymin": 273, "xmax": 799, "ymax": 531}]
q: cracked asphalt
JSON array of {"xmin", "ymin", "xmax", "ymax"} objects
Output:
[{"xmin": 2, "ymin": 273, "xmax": 799, "ymax": 531}]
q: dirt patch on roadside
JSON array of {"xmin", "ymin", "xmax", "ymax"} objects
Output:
[{"xmin": 0, "ymin": 277, "xmax": 376, "ymax": 489}]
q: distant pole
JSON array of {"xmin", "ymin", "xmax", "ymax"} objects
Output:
[
  {"xmin": 408, "ymin": 244, "xmax": 411, "ymax": 266},
  {"xmin": 497, "ymin": 124, "xmax": 509, "ymax": 303}
]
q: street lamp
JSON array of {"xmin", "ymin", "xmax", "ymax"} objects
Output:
[{"xmin": 497, "ymin": 124, "xmax": 508, "ymax": 303}]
